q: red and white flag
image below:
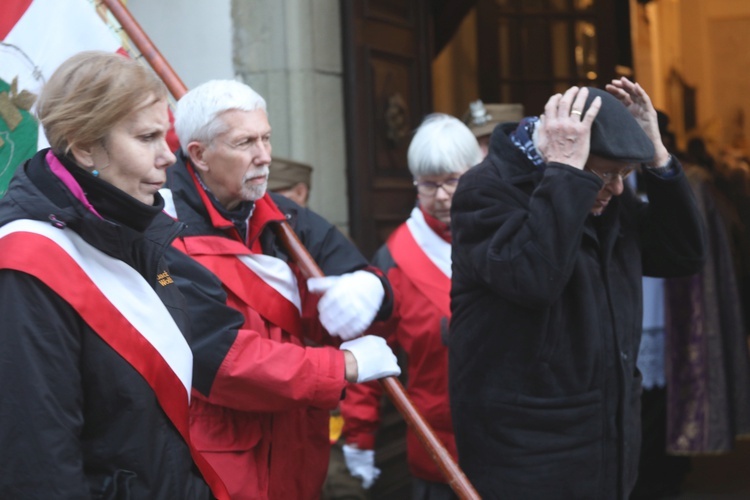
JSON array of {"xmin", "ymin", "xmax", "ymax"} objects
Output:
[{"xmin": 0, "ymin": 0, "xmax": 121, "ymax": 194}]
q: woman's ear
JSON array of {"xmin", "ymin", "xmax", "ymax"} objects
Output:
[
  {"xmin": 69, "ymin": 144, "xmax": 96, "ymax": 169},
  {"xmin": 186, "ymin": 141, "xmax": 209, "ymax": 172}
]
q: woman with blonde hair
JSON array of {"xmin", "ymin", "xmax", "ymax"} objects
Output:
[{"xmin": 0, "ymin": 51, "xmax": 218, "ymax": 499}]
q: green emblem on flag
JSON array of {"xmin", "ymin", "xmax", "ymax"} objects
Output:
[{"xmin": 0, "ymin": 76, "xmax": 38, "ymax": 197}]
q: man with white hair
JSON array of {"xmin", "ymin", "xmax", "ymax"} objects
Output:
[{"xmin": 161, "ymin": 79, "xmax": 400, "ymax": 500}]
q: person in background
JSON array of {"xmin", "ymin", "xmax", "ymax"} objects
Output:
[
  {"xmin": 462, "ymin": 99, "xmax": 524, "ymax": 159},
  {"xmin": 267, "ymin": 157, "xmax": 313, "ymax": 207},
  {"xmin": 629, "ymin": 111, "xmax": 691, "ymax": 500},
  {"xmin": 0, "ymin": 51, "xmax": 216, "ymax": 499},
  {"xmin": 341, "ymin": 113, "xmax": 483, "ymax": 499},
  {"xmin": 449, "ymin": 78, "xmax": 706, "ymax": 499},
  {"xmin": 163, "ymin": 79, "xmax": 400, "ymax": 500}
]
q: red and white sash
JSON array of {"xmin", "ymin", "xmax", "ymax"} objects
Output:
[
  {"xmin": 173, "ymin": 234, "xmax": 304, "ymax": 339},
  {"xmin": 162, "ymin": 188, "xmax": 303, "ymax": 338},
  {"xmin": 0, "ymin": 219, "xmax": 229, "ymax": 499},
  {"xmin": 388, "ymin": 207, "xmax": 452, "ymax": 317}
]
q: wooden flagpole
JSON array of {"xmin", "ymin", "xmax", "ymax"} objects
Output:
[{"xmin": 99, "ymin": 1, "xmax": 480, "ymax": 498}]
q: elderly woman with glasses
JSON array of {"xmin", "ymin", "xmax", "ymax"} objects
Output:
[
  {"xmin": 340, "ymin": 113, "xmax": 482, "ymax": 499},
  {"xmin": 448, "ymin": 78, "xmax": 707, "ymax": 499}
]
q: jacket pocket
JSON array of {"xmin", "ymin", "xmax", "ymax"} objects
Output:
[{"xmin": 462, "ymin": 390, "xmax": 604, "ymax": 499}]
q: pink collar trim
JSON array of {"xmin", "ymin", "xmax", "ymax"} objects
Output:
[{"xmin": 46, "ymin": 150, "xmax": 103, "ymax": 219}]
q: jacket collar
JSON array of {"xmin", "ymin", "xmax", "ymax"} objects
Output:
[
  {"xmin": 0, "ymin": 149, "xmax": 180, "ymax": 263},
  {"xmin": 487, "ymin": 122, "xmax": 543, "ymax": 186}
]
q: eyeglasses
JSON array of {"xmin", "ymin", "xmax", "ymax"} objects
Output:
[
  {"xmin": 413, "ymin": 177, "xmax": 461, "ymax": 196},
  {"xmin": 587, "ymin": 166, "xmax": 635, "ymax": 184}
]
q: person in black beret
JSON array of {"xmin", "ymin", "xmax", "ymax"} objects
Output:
[{"xmin": 448, "ymin": 77, "xmax": 707, "ymax": 499}]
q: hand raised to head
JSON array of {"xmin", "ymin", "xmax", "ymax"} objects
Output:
[
  {"xmin": 605, "ymin": 77, "xmax": 670, "ymax": 166},
  {"xmin": 536, "ymin": 86, "xmax": 602, "ymax": 170}
]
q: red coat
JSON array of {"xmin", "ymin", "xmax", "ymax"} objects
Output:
[
  {"xmin": 163, "ymin": 158, "xmax": 386, "ymax": 500},
  {"xmin": 183, "ymin": 239, "xmax": 344, "ymax": 500},
  {"xmin": 341, "ymin": 208, "xmax": 457, "ymax": 483}
]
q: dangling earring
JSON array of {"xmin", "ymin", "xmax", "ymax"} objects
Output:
[{"xmin": 92, "ymin": 169, "xmax": 100, "ymax": 177}]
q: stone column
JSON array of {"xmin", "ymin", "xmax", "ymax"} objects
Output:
[{"xmin": 233, "ymin": 0, "xmax": 349, "ymax": 231}]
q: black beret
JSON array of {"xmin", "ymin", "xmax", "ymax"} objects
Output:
[{"xmin": 583, "ymin": 87, "xmax": 655, "ymax": 163}]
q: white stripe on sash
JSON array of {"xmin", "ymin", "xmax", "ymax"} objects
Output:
[
  {"xmin": 405, "ymin": 207, "xmax": 452, "ymax": 278},
  {"xmin": 237, "ymin": 253, "xmax": 302, "ymax": 313},
  {"xmin": 0, "ymin": 219, "xmax": 193, "ymax": 398}
]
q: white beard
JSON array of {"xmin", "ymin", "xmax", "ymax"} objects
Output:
[{"xmin": 242, "ymin": 165, "xmax": 269, "ymax": 201}]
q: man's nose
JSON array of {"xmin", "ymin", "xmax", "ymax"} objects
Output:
[{"xmin": 255, "ymin": 142, "xmax": 272, "ymax": 164}]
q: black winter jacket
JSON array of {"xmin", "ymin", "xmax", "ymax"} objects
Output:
[
  {"xmin": 449, "ymin": 124, "xmax": 706, "ymax": 500},
  {"xmin": 0, "ymin": 150, "xmax": 211, "ymax": 499}
]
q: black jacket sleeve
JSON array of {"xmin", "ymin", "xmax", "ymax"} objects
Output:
[
  {"xmin": 452, "ymin": 162, "xmax": 601, "ymax": 307},
  {"xmin": 636, "ymin": 161, "xmax": 707, "ymax": 276}
]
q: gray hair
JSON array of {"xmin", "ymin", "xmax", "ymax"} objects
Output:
[
  {"xmin": 407, "ymin": 113, "xmax": 483, "ymax": 178},
  {"xmin": 174, "ymin": 79, "xmax": 267, "ymax": 151}
]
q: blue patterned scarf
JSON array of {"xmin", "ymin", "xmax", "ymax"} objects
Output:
[{"xmin": 510, "ymin": 116, "xmax": 545, "ymax": 169}]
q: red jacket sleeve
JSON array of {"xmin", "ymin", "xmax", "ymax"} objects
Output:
[{"xmin": 206, "ymin": 327, "xmax": 347, "ymax": 412}]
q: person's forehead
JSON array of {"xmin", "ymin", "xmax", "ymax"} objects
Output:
[
  {"xmin": 219, "ymin": 108, "xmax": 271, "ymax": 134},
  {"xmin": 415, "ymin": 170, "xmax": 466, "ymax": 182}
]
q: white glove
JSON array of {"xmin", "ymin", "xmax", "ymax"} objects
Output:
[
  {"xmin": 308, "ymin": 270, "xmax": 385, "ymax": 340},
  {"xmin": 343, "ymin": 444, "xmax": 381, "ymax": 489},
  {"xmin": 340, "ymin": 335, "xmax": 401, "ymax": 383}
]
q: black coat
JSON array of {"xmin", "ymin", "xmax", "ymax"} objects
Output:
[
  {"xmin": 449, "ymin": 124, "xmax": 706, "ymax": 499},
  {"xmin": 0, "ymin": 150, "xmax": 211, "ymax": 499}
]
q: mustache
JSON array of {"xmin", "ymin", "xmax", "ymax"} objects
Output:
[{"xmin": 243, "ymin": 165, "xmax": 270, "ymax": 182}]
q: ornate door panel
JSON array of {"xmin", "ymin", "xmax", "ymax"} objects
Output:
[{"xmin": 342, "ymin": 0, "xmax": 432, "ymax": 259}]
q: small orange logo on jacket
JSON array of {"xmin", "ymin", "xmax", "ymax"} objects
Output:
[{"xmin": 157, "ymin": 271, "xmax": 174, "ymax": 286}]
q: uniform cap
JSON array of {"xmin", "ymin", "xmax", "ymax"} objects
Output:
[
  {"xmin": 268, "ymin": 158, "xmax": 313, "ymax": 191},
  {"xmin": 462, "ymin": 100, "xmax": 525, "ymax": 138}
]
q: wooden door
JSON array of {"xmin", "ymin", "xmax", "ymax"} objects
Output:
[{"xmin": 341, "ymin": 0, "xmax": 433, "ymax": 259}]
